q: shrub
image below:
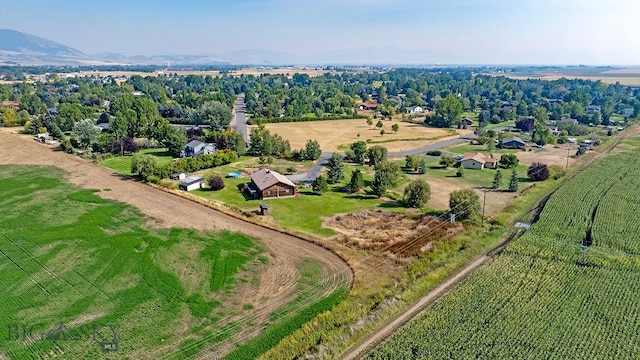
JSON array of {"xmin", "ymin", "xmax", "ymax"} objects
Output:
[
  {"xmin": 440, "ymin": 155, "xmax": 456, "ymax": 168},
  {"xmin": 208, "ymin": 175, "xmax": 225, "ymax": 190},
  {"xmin": 498, "ymin": 153, "xmax": 519, "ymax": 169},
  {"xmin": 456, "ymin": 167, "xmax": 464, "ymax": 177},
  {"xmin": 426, "ymin": 150, "xmax": 442, "ymax": 156},
  {"xmin": 548, "ymin": 164, "xmax": 566, "ymax": 180},
  {"xmin": 527, "ymin": 162, "xmax": 549, "ymax": 181},
  {"xmin": 528, "ymin": 162, "xmax": 550, "ymax": 181}
]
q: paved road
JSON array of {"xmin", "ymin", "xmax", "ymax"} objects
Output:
[
  {"xmin": 289, "ymin": 126, "xmax": 511, "ymax": 183},
  {"xmin": 231, "ymin": 95, "xmax": 250, "ymax": 146},
  {"xmin": 287, "ymin": 151, "xmax": 332, "ymax": 183}
]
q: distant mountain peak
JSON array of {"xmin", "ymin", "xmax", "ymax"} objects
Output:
[{"xmin": 0, "ymin": 29, "xmax": 93, "ymax": 65}]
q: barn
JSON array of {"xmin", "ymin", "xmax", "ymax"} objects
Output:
[{"xmin": 248, "ymin": 169, "xmax": 296, "ymax": 199}]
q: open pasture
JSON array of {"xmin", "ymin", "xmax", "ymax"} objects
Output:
[{"xmin": 256, "ymin": 119, "xmax": 464, "ymax": 152}]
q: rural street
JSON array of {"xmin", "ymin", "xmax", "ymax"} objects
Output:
[
  {"xmin": 289, "ymin": 131, "xmax": 484, "ymax": 183},
  {"xmin": 231, "ymin": 95, "xmax": 250, "ymax": 146}
]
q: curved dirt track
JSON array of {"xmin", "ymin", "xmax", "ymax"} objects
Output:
[{"xmin": 0, "ymin": 129, "xmax": 353, "ymax": 357}]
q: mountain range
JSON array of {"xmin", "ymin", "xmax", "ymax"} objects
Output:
[{"xmin": 0, "ymin": 29, "xmax": 443, "ymax": 66}]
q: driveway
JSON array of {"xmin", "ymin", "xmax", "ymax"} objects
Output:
[{"xmin": 286, "ymin": 152, "xmax": 332, "ymax": 183}]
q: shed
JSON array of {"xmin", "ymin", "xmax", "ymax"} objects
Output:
[
  {"xmin": 259, "ymin": 204, "xmax": 269, "ymax": 216},
  {"xmin": 179, "ymin": 176, "xmax": 203, "ymax": 191},
  {"xmin": 170, "ymin": 173, "xmax": 186, "ymax": 180}
]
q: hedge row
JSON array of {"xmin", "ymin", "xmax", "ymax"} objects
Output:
[
  {"xmin": 253, "ymin": 114, "xmax": 366, "ymax": 124},
  {"xmin": 152, "ymin": 150, "xmax": 238, "ymax": 178}
]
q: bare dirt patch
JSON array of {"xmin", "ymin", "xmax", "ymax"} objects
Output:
[
  {"xmin": 516, "ymin": 144, "xmax": 576, "ymax": 167},
  {"xmin": 255, "ymin": 120, "xmax": 461, "ymax": 152},
  {"xmin": 325, "ymin": 210, "xmax": 463, "ymax": 259}
]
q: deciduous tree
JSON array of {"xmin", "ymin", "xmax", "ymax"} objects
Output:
[
  {"xmin": 403, "ymin": 179, "xmax": 431, "ymax": 208},
  {"xmin": 449, "ymin": 189, "xmax": 481, "ymax": 224}
]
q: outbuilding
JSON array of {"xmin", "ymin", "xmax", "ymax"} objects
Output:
[{"xmin": 179, "ymin": 176, "xmax": 203, "ymax": 191}]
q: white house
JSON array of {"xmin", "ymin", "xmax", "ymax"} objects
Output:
[
  {"xmin": 404, "ymin": 106, "xmax": 424, "ymax": 114},
  {"xmin": 179, "ymin": 176, "xmax": 203, "ymax": 191},
  {"xmin": 182, "ymin": 140, "xmax": 216, "ymax": 157},
  {"xmin": 460, "ymin": 152, "xmax": 498, "ymax": 170}
]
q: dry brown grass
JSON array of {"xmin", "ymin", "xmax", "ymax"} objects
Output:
[
  {"xmin": 255, "ymin": 119, "xmax": 465, "ymax": 152},
  {"xmin": 516, "ymin": 144, "xmax": 577, "ymax": 167},
  {"xmin": 325, "ymin": 210, "xmax": 463, "ymax": 259}
]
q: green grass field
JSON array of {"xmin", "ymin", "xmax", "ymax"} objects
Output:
[
  {"xmin": 0, "ymin": 165, "xmax": 264, "ymax": 359},
  {"xmin": 99, "ymin": 148, "xmax": 174, "ymax": 175},
  {"xmin": 368, "ymin": 136, "xmax": 640, "ymax": 359}
]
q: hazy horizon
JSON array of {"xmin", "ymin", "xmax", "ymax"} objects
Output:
[{"xmin": 2, "ymin": 0, "xmax": 640, "ymax": 65}]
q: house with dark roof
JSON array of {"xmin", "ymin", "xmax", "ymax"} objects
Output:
[
  {"xmin": 586, "ymin": 105, "xmax": 601, "ymax": 115},
  {"xmin": 247, "ymin": 169, "xmax": 296, "ymax": 199},
  {"xmin": 501, "ymin": 136, "xmax": 527, "ymax": 149},
  {"xmin": 181, "ymin": 140, "xmax": 216, "ymax": 157},
  {"xmin": 460, "ymin": 116, "xmax": 474, "ymax": 126}
]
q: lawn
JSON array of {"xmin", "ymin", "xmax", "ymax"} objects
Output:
[
  {"xmin": 0, "ymin": 165, "xmax": 266, "ymax": 359},
  {"xmin": 192, "ymin": 162, "xmax": 406, "ymax": 236},
  {"xmin": 99, "ymin": 148, "xmax": 174, "ymax": 175}
]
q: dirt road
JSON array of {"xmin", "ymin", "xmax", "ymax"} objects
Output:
[
  {"xmin": 342, "ymin": 255, "xmax": 489, "ymax": 360},
  {"xmin": 0, "ymin": 129, "xmax": 353, "ymax": 356}
]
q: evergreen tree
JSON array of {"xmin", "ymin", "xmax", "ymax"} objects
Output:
[
  {"xmin": 349, "ymin": 169, "xmax": 364, "ymax": 193},
  {"xmin": 312, "ymin": 175, "xmax": 328, "ymax": 194},
  {"xmin": 418, "ymin": 158, "xmax": 428, "ymax": 174},
  {"xmin": 492, "ymin": 168, "xmax": 503, "ymax": 189},
  {"xmin": 326, "ymin": 152, "xmax": 345, "ymax": 184},
  {"xmin": 508, "ymin": 169, "xmax": 519, "ymax": 192}
]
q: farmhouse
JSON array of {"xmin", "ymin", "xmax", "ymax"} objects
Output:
[
  {"xmin": 247, "ymin": 169, "xmax": 296, "ymax": 199},
  {"xmin": 502, "ymin": 136, "xmax": 527, "ymax": 149},
  {"xmin": 1, "ymin": 100, "xmax": 20, "ymax": 111},
  {"xmin": 357, "ymin": 101, "xmax": 378, "ymax": 111},
  {"xmin": 181, "ymin": 140, "xmax": 216, "ymax": 157},
  {"xmin": 620, "ymin": 108, "xmax": 634, "ymax": 116},
  {"xmin": 460, "ymin": 152, "xmax": 497, "ymax": 170},
  {"xmin": 179, "ymin": 176, "xmax": 203, "ymax": 191},
  {"xmin": 460, "ymin": 117, "xmax": 474, "ymax": 126},
  {"xmin": 560, "ymin": 118, "xmax": 579, "ymax": 125},
  {"xmin": 586, "ymin": 105, "xmax": 601, "ymax": 115},
  {"xmin": 404, "ymin": 106, "xmax": 424, "ymax": 114}
]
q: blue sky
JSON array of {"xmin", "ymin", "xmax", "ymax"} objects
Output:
[{"xmin": 1, "ymin": 0, "xmax": 639, "ymax": 64}]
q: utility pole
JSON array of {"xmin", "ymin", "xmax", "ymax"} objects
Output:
[
  {"xmin": 566, "ymin": 143, "xmax": 571, "ymax": 170},
  {"xmin": 482, "ymin": 187, "xmax": 487, "ymax": 227}
]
